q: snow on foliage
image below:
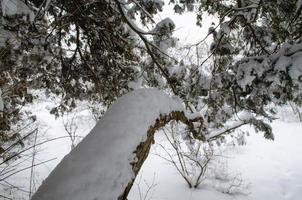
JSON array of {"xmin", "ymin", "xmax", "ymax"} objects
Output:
[
  {"xmin": 296, "ymin": 0, "xmax": 302, "ymax": 13},
  {"xmin": 31, "ymin": 88, "xmax": 183, "ymax": 200},
  {"xmin": 231, "ymin": 40, "xmax": 302, "ymax": 104},
  {"xmin": 144, "ymin": 0, "xmax": 164, "ymax": 12},
  {"xmin": 1, "ymin": 0, "xmax": 34, "ymax": 22},
  {"xmin": 153, "ymin": 18, "xmax": 177, "ymax": 53},
  {"xmin": 0, "ymin": 28, "xmax": 18, "ymax": 47}
]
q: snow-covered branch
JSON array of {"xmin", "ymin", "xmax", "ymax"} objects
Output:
[{"xmin": 31, "ymin": 89, "xmax": 204, "ymax": 200}]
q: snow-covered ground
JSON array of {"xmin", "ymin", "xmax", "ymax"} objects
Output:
[
  {"xmin": 2, "ymin": 97, "xmax": 302, "ymax": 200},
  {"xmin": 129, "ymin": 120, "xmax": 302, "ymax": 200}
]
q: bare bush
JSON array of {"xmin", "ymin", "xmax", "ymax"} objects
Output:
[
  {"xmin": 154, "ymin": 122, "xmax": 214, "ymax": 188},
  {"xmin": 62, "ymin": 114, "xmax": 79, "ymax": 150},
  {"xmin": 134, "ymin": 172, "xmax": 157, "ymax": 200},
  {"xmin": 289, "ymin": 102, "xmax": 302, "ymax": 122},
  {"xmin": 154, "ymin": 122, "xmax": 249, "ymax": 194}
]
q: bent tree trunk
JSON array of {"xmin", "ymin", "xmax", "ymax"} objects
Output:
[{"xmin": 31, "ymin": 89, "xmax": 203, "ymax": 200}]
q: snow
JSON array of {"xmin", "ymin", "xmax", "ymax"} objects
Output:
[
  {"xmin": 184, "ymin": 111, "xmax": 203, "ymax": 121},
  {"xmin": 289, "ymin": 51, "xmax": 302, "ymax": 81},
  {"xmin": 152, "ymin": 17, "xmax": 177, "ymax": 53},
  {"xmin": 275, "ymin": 55, "xmax": 291, "ymax": 72},
  {"xmin": 128, "ymin": 120, "xmax": 302, "ymax": 200},
  {"xmin": 0, "ymin": 28, "xmax": 18, "ymax": 48},
  {"xmin": 296, "ymin": 0, "xmax": 302, "ymax": 14},
  {"xmin": 31, "ymin": 88, "xmax": 183, "ymax": 200},
  {"xmin": 206, "ymin": 112, "xmax": 253, "ymax": 140},
  {"xmin": 1, "ymin": 0, "xmax": 35, "ymax": 22},
  {"xmin": 145, "ymin": 0, "xmax": 164, "ymax": 11},
  {"xmin": 235, "ymin": 59, "xmax": 269, "ymax": 91},
  {"xmin": 128, "ymin": 78, "xmax": 144, "ymax": 90},
  {"xmin": 3, "ymin": 93, "xmax": 300, "ymax": 200}
]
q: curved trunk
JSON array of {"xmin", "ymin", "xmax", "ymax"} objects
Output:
[
  {"xmin": 31, "ymin": 89, "xmax": 203, "ymax": 200},
  {"xmin": 118, "ymin": 111, "xmax": 203, "ymax": 200}
]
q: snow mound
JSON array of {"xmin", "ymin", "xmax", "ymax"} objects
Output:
[{"xmin": 31, "ymin": 88, "xmax": 183, "ymax": 200}]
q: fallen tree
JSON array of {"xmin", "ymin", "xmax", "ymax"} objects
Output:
[{"xmin": 31, "ymin": 89, "xmax": 204, "ymax": 200}]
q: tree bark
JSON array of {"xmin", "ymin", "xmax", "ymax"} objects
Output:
[{"xmin": 118, "ymin": 111, "xmax": 203, "ymax": 200}]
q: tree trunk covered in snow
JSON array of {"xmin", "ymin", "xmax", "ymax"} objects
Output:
[
  {"xmin": 31, "ymin": 89, "xmax": 203, "ymax": 200},
  {"xmin": 119, "ymin": 111, "xmax": 203, "ymax": 200}
]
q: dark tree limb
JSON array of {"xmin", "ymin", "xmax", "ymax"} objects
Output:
[{"xmin": 118, "ymin": 111, "xmax": 204, "ymax": 200}]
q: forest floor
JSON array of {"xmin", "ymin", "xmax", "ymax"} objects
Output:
[
  {"xmin": 129, "ymin": 120, "xmax": 302, "ymax": 200},
  {"xmin": 3, "ymin": 100, "xmax": 302, "ymax": 200}
]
